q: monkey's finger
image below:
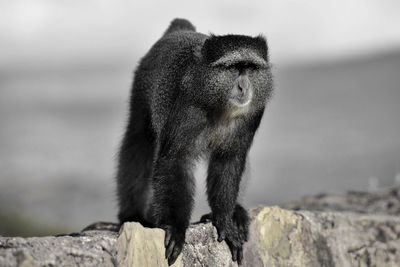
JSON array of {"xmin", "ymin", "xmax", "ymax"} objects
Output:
[
  {"xmin": 165, "ymin": 239, "xmax": 175, "ymax": 259},
  {"xmin": 236, "ymin": 222, "xmax": 244, "ymax": 233},
  {"xmin": 165, "ymin": 229, "xmax": 172, "ymax": 247},
  {"xmin": 168, "ymin": 244, "xmax": 182, "ymax": 266},
  {"xmin": 217, "ymin": 229, "xmax": 226, "ymax": 242},
  {"xmin": 231, "ymin": 246, "xmax": 238, "ymax": 262},
  {"xmin": 238, "ymin": 227, "xmax": 248, "ymax": 242},
  {"xmin": 168, "ymin": 256, "xmax": 176, "ymax": 266},
  {"xmin": 237, "ymin": 247, "xmax": 243, "ymax": 264},
  {"xmin": 226, "ymin": 240, "xmax": 239, "ymax": 262}
]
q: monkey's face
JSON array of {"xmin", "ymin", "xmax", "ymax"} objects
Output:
[
  {"xmin": 201, "ymin": 58, "xmax": 271, "ymax": 117},
  {"xmin": 195, "ymin": 35, "xmax": 273, "ymax": 118}
]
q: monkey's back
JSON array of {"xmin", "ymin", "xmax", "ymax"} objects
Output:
[{"xmin": 132, "ymin": 29, "xmax": 208, "ymax": 134}]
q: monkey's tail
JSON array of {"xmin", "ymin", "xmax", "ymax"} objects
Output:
[{"xmin": 163, "ymin": 18, "xmax": 196, "ymax": 36}]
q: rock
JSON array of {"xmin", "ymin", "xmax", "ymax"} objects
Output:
[
  {"xmin": 280, "ymin": 186, "xmax": 400, "ymax": 215},
  {"xmin": 1, "ymin": 188, "xmax": 400, "ymax": 266},
  {"xmin": 0, "ymin": 230, "xmax": 118, "ymax": 267},
  {"xmin": 245, "ymin": 207, "xmax": 400, "ymax": 267}
]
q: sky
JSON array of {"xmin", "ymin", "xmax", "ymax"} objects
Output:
[{"xmin": 1, "ymin": 0, "xmax": 400, "ymax": 68}]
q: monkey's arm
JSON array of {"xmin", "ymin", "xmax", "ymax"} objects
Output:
[
  {"xmin": 150, "ymin": 105, "xmax": 206, "ymax": 266},
  {"xmin": 205, "ymin": 111, "xmax": 264, "ymax": 264},
  {"xmin": 206, "ymin": 146, "xmax": 249, "ymax": 264}
]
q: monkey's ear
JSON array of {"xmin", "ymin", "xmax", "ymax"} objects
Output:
[
  {"xmin": 200, "ymin": 34, "xmax": 217, "ymax": 64},
  {"xmin": 254, "ymin": 34, "xmax": 269, "ymax": 60}
]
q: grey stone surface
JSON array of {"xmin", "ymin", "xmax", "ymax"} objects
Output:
[
  {"xmin": 280, "ymin": 186, "xmax": 400, "ymax": 215},
  {"xmin": 0, "ymin": 230, "xmax": 118, "ymax": 267},
  {"xmin": 1, "ymin": 188, "xmax": 400, "ymax": 266}
]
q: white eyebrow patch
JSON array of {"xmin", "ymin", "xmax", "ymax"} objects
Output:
[{"xmin": 211, "ymin": 49, "xmax": 267, "ymax": 67}]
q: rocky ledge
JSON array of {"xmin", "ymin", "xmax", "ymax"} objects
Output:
[{"xmin": 1, "ymin": 187, "xmax": 400, "ymax": 267}]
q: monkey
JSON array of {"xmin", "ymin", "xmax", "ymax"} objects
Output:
[{"xmin": 116, "ymin": 18, "xmax": 273, "ymax": 265}]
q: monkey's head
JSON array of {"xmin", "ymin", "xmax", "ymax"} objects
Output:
[{"xmin": 194, "ymin": 34, "xmax": 272, "ymax": 118}]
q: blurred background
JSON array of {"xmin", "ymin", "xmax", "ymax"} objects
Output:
[{"xmin": 1, "ymin": 0, "xmax": 400, "ymax": 236}]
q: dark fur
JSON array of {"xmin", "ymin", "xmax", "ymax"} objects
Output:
[
  {"xmin": 116, "ymin": 18, "xmax": 273, "ymax": 265},
  {"xmin": 202, "ymin": 34, "xmax": 269, "ymax": 64},
  {"xmin": 164, "ymin": 18, "xmax": 196, "ymax": 36}
]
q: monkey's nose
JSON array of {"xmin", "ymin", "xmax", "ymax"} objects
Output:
[
  {"xmin": 238, "ymin": 76, "xmax": 251, "ymax": 92},
  {"xmin": 230, "ymin": 79, "xmax": 253, "ymax": 108},
  {"xmin": 237, "ymin": 83, "xmax": 244, "ymax": 93}
]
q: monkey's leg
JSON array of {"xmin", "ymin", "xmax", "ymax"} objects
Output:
[
  {"xmin": 206, "ymin": 150, "xmax": 250, "ymax": 264},
  {"xmin": 117, "ymin": 113, "xmax": 155, "ymax": 227}
]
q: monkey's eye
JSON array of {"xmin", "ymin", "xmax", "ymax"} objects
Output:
[{"xmin": 231, "ymin": 62, "xmax": 258, "ymax": 72}]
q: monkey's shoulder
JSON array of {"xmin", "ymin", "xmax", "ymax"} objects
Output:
[
  {"xmin": 134, "ymin": 31, "xmax": 207, "ymax": 95},
  {"xmin": 141, "ymin": 31, "xmax": 207, "ymax": 65},
  {"xmin": 161, "ymin": 30, "xmax": 207, "ymax": 49}
]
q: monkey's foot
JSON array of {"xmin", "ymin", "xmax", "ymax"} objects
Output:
[
  {"xmin": 231, "ymin": 204, "xmax": 250, "ymax": 243},
  {"xmin": 200, "ymin": 205, "xmax": 250, "ymax": 264},
  {"xmin": 162, "ymin": 225, "xmax": 185, "ymax": 266}
]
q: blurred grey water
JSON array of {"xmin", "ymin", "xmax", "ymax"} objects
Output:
[{"xmin": 1, "ymin": 50, "xmax": 400, "ymax": 231}]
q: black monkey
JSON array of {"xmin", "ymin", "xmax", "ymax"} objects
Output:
[{"xmin": 116, "ymin": 18, "xmax": 273, "ymax": 265}]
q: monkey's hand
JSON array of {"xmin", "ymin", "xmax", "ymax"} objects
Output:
[
  {"xmin": 162, "ymin": 225, "xmax": 186, "ymax": 266},
  {"xmin": 200, "ymin": 205, "xmax": 250, "ymax": 264}
]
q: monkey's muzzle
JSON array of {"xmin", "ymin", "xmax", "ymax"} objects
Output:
[{"xmin": 229, "ymin": 75, "xmax": 253, "ymax": 107}]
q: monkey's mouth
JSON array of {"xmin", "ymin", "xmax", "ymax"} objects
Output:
[{"xmin": 229, "ymin": 89, "xmax": 253, "ymax": 108}]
